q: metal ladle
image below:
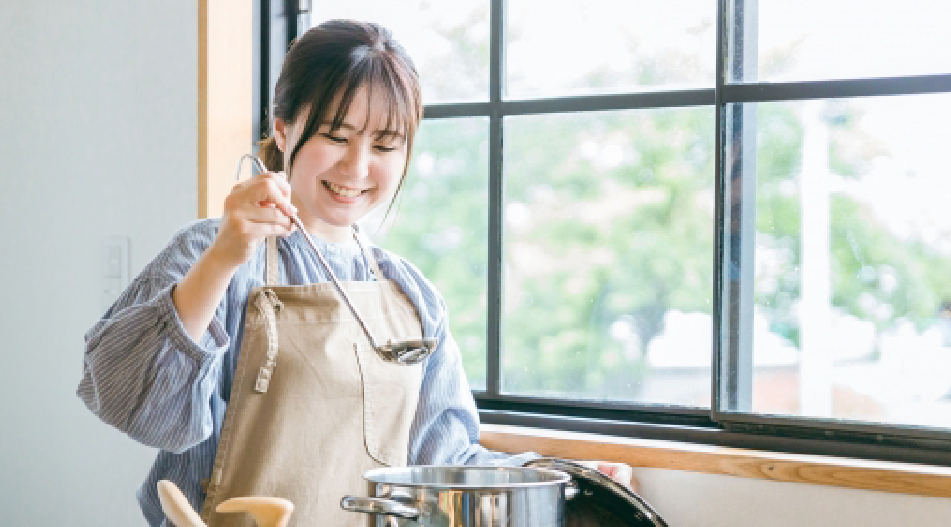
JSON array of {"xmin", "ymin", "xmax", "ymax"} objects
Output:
[{"xmin": 243, "ymin": 155, "xmax": 437, "ymax": 365}]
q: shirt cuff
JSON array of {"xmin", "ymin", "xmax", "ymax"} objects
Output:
[
  {"xmin": 157, "ymin": 283, "xmax": 230, "ymax": 364},
  {"xmin": 513, "ymin": 452, "xmax": 544, "ymax": 466}
]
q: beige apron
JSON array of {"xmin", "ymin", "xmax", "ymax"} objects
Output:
[{"xmin": 199, "ymin": 233, "xmax": 425, "ymax": 526}]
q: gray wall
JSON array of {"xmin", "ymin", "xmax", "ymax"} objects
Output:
[{"xmin": 2, "ymin": 1, "xmax": 950, "ymax": 526}]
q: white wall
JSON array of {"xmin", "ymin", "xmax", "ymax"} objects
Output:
[
  {"xmin": 634, "ymin": 468, "xmax": 951, "ymax": 526},
  {"xmin": 0, "ymin": 1, "xmax": 196, "ymax": 525},
  {"xmin": 1, "ymin": 2, "xmax": 950, "ymax": 526}
]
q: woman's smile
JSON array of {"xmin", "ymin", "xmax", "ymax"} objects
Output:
[{"xmin": 322, "ymin": 180, "xmax": 367, "ymax": 200}]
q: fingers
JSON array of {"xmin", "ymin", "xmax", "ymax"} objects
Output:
[
  {"xmin": 226, "ymin": 174, "xmax": 297, "ymax": 220},
  {"xmin": 250, "ymin": 174, "xmax": 297, "ymax": 219},
  {"xmin": 590, "ymin": 461, "xmax": 636, "ymax": 491},
  {"xmin": 215, "ymin": 173, "xmax": 299, "ymax": 266},
  {"xmin": 262, "ymin": 171, "xmax": 292, "ymax": 202},
  {"xmin": 245, "ymin": 218, "xmax": 296, "ymax": 239},
  {"xmin": 219, "ymin": 209, "xmax": 294, "ymax": 241},
  {"xmin": 244, "ymin": 206, "xmax": 295, "ymax": 231}
]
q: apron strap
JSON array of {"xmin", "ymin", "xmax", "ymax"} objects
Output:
[
  {"xmin": 352, "ymin": 225, "xmax": 384, "ymax": 279},
  {"xmin": 265, "ymin": 236, "xmax": 279, "ymax": 286}
]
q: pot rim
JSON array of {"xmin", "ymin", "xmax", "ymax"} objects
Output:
[{"xmin": 362, "ymin": 465, "xmax": 572, "ymax": 490}]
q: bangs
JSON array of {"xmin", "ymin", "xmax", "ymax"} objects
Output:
[
  {"xmin": 330, "ymin": 55, "xmax": 417, "ymax": 140},
  {"xmin": 291, "ymin": 49, "xmax": 421, "ymax": 167},
  {"xmin": 272, "ymin": 20, "xmax": 424, "ymax": 176},
  {"xmin": 300, "ymin": 48, "xmax": 422, "ymax": 144}
]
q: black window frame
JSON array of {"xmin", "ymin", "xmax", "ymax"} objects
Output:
[{"xmin": 259, "ymin": 0, "xmax": 951, "ymax": 467}]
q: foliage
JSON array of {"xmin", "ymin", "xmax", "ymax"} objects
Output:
[{"xmin": 371, "ymin": 13, "xmax": 951, "ymax": 403}]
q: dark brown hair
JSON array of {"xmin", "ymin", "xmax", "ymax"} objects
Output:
[{"xmin": 259, "ymin": 20, "xmax": 423, "ymax": 192}]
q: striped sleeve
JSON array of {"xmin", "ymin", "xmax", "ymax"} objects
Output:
[
  {"xmin": 389, "ymin": 256, "xmax": 539, "ymax": 467},
  {"xmin": 408, "ymin": 328, "xmax": 539, "ymax": 467},
  {"xmin": 77, "ymin": 220, "xmax": 230, "ymax": 453}
]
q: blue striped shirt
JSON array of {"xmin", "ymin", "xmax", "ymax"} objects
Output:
[{"xmin": 77, "ymin": 219, "xmax": 535, "ymax": 526}]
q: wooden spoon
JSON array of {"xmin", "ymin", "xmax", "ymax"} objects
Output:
[
  {"xmin": 157, "ymin": 480, "xmax": 207, "ymax": 527},
  {"xmin": 157, "ymin": 479, "xmax": 295, "ymax": 527}
]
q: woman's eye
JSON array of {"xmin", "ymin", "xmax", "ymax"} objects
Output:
[
  {"xmin": 374, "ymin": 145, "xmax": 397, "ymax": 152},
  {"xmin": 322, "ymin": 134, "xmax": 347, "ymax": 144}
]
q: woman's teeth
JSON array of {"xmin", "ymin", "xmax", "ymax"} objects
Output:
[{"xmin": 324, "ymin": 181, "xmax": 362, "ymax": 198}]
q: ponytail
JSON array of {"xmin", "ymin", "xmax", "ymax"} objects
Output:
[{"xmin": 258, "ymin": 136, "xmax": 284, "ymax": 172}]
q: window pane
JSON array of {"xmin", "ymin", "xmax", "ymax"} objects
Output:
[
  {"xmin": 731, "ymin": 94, "xmax": 951, "ymax": 429},
  {"xmin": 738, "ymin": 1, "xmax": 951, "ymax": 83},
  {"xmin": 309, "ymin": 2, "xmax": 488, "ymax": 103},
  {"xmin": 502, "ymin": 109, "xmax": 715, "ymax": 405},
  {"xmin": 367, "ymin": 118, "xmax": 489, "ymax": 389},
  {"xmin": 506, "ymin": 0, "xmax": 715, "ymax": 98}
]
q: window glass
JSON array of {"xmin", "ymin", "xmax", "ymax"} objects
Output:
[
  {"xmin": 309, "ymin": 2, "xmax": 489, "ymax": 103},
  {"xmin": 501, "ymin": 108, "xmax": 715, "ymax": 404},
  {"xmin": 741, "ymin": 1, "xmax": 951, "ymax": 83},
  {"xmin": 366, "ymin": 118, "xmax": 490, "ymax": 389},
  {"xmin": 293, "ymin": 0, "xmax": 951, "ymax": 445},
  {"xmin": 731, "ymin": 94, "xmax": 951, "ymax": 429},
  {"xmin": 506, "ymin": 0, "xmax": 715, "ymax": 98}
]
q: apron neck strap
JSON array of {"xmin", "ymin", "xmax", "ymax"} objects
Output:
[
  {"xmin": 351, "ymin": 225, "xmax": 384, "ymax": 279},
  {"xmin": 265, "ymin": 236, "xmax": 280, "ymax": 286},
  {"xmin": 263, "ymin": 225, "xmax": 383, "ymax": 286}
]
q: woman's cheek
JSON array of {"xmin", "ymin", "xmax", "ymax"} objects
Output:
[{"xmin": 385, "ymin": 156, "xmax": 408, "ymax": 189}]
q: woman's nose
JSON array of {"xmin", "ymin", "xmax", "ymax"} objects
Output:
[{"xmin": 337, "ymin": 143, "xmax": 370, "ymax": 179}]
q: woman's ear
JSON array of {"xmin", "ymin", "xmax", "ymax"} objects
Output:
[{"xmin": 274, "ymin": 118, "xmax": 288, "ymax": 153}]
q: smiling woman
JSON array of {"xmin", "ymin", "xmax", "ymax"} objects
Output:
[
  {"xmin": 7, "ymin": 0, "xmax": 951, "ymax": 526},
  {"xmin": 78, "ymin": 18, "xmax": 563, "ymax": 527}
]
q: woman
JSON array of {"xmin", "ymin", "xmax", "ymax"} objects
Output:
[{"xmin": 78, "ymin": 19, "xmax": 628, "ymax": 526}]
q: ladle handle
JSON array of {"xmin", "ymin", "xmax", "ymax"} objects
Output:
[
  {"xmin": 340, "ymin": 496, "xmax": 420, "ymax": 520},
  {"xmin": 288, "ymin": 213, "xmax": 380, "ymax": 347}
]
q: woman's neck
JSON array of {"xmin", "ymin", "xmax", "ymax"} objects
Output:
[{"xmin": 290, "ymin": 201, "xmax": 353, "ymax": 244}]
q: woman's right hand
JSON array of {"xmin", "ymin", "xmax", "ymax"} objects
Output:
[
  {"xmin": 172, "ymin": 172, "xmax": 297, "ymax": 341},
  {"xmin": 209, "ymin": 171, "xmax": 298, "ymax": 270}
]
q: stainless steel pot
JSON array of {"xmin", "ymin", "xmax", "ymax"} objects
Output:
[{"xmin": 340, "ymin": 465, "xmax": 575, "ymax": 526}]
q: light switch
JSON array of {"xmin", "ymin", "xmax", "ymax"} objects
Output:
[{"xmin": 101, "ymin": 236, "xmax": 130, "ymax": 311}]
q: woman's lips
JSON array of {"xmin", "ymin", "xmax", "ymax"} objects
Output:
[{"xmin": 323, "ymin": 180, "xmax": 365, "ymax": 199}]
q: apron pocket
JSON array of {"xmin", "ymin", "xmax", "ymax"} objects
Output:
[{"xmin": 354, "ymin": 342, "xmax": 424, "ymax": 467}]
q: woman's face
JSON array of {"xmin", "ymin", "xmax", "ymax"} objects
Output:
[{"xmin": 275, "ymin": 84, "xmax": 408, "ymax": 242}]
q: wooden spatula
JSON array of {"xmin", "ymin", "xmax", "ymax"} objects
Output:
[{"xmin": 217, "ymin": 496, "xmax": 295, "ymax": 527}]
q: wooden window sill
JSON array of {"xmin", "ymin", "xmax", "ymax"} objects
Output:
[{"xmin": 480, "ymin": 423, "xmax": 951, "ymax": 498}]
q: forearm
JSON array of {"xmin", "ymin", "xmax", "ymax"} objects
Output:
[{"xmin": 172, "ymin": 246, "xmax": 239, "ymax": 342}]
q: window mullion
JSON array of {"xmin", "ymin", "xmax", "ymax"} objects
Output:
[
  {"xmin": 486, "ymin": 0, "xmax": 505, "ymax": 397},
  {"xmin": 715, "ymin": 0, "xmax": 758, "ymax": 417}
]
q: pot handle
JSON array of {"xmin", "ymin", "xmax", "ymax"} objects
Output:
[
  {"xmin": 340, "ymin": 496, "xmax": 420, "ymax": 519},
  {"xmin": 564, "ymin": 481, "xmax": 581, "ymax": 501}
]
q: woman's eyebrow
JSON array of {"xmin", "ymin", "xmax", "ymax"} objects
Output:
[
  {"xmin": 322, "ymin": 122, "xmax": 403, "ymax": 139},
  {"xmin": 322, "ymin": 121, "xmax": 359, "ymax": 131},
  {"xmin": 374, "ymin": 130, "xmax": 405, "ymax": 140}
]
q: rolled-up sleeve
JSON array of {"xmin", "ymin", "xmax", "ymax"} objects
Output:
[{"xmin": 77, "ymin": 221, "xmax": 230, "ymax": 453}]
